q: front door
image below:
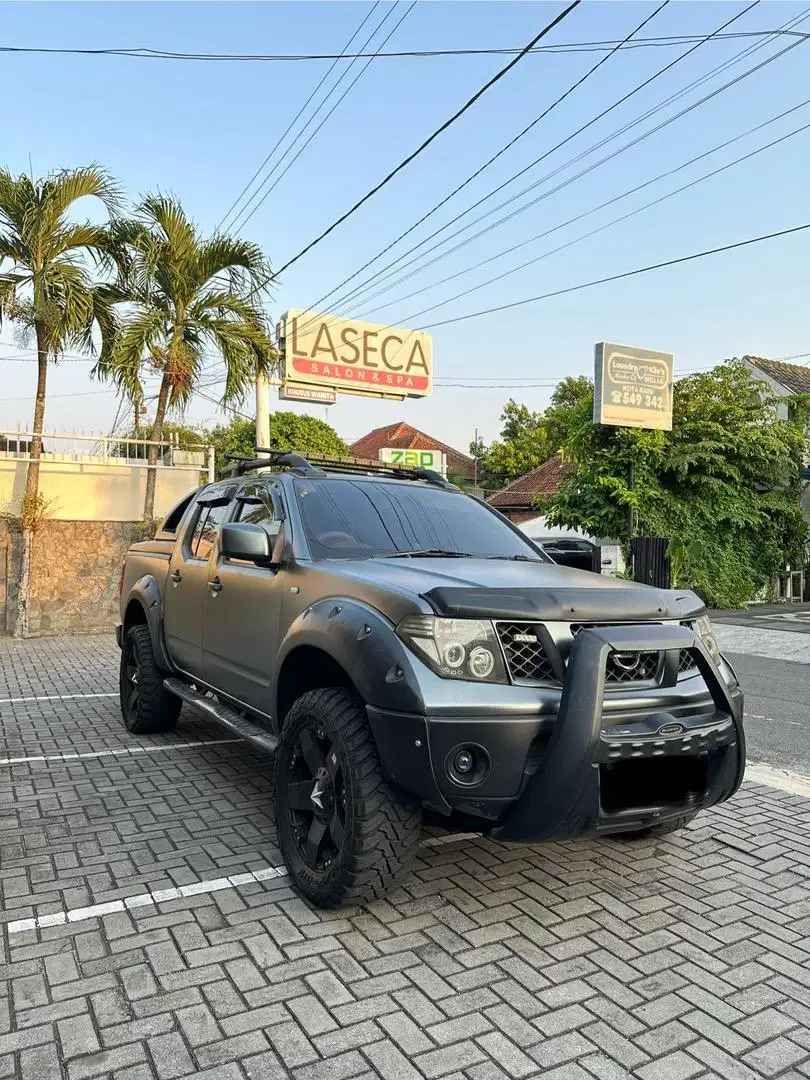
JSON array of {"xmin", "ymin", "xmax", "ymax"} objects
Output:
[
  {"xmin": 202, "ymin": 482, "xmax": 287, "ymax": 718},
  {"xmin": 164, "ymin": 493, "xmax": 233, "ymax": 677}
]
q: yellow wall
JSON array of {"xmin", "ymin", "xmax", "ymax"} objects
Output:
[{"xmin": 0, "ymin": 459, "xmax": 202, "ymax": 521}]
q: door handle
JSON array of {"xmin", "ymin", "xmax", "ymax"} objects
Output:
[
  {"xmin": 208, "ymin": 576, "xmax": 223, "ymax": 594},
  {"xmin": 170, "ymin": 569, "xmax": 182, "ymax": 584}
]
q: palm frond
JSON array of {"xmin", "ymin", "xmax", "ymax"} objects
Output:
[
  {"xmin": 41, "ymin": 165, "xmax": 123, "ymax": 224},
  {"xmin": 193, "ymin": 235, "xmax": 272, "ymax": 295}
]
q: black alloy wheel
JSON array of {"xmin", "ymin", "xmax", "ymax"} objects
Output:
[
  {"xmin": 285, "ymin": 723, "xmax": 347, "ymax": 872},
  {"xmin": 274, "ymin": 688, "xmax": 422, "ymax": 907},
  {"xmin": 118, "ymin": 625, "xmax": 181, "ymax": 734}
]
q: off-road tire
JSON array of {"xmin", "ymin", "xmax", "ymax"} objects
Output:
[
  {"xmin": 619, "ymin": 813, "xmax": 698, "ymax": 840},
  {"xmin": 275, "ymin": 688, "xmax": 422, "ymax": 908},
  {"xmin": 119, "ymin": 625, "xmax": 181, "ymax": 735}
]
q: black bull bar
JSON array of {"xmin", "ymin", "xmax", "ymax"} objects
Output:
[{"xmin": 492, "ymin": 623, "xmax": 746, "ymax": 842}]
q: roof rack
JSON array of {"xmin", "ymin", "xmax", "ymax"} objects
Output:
[{"xmin": 222, "ymin": 448, "xmax": 455, "ymax": 489}]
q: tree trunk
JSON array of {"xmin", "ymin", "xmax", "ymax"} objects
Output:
[
  {"xmin": 143, "ymin": 370, "xmax": 172, "ymax": 524},
  {"xmin": 14, "ymin": 322, "xmax": 49, "ymax": 638}
]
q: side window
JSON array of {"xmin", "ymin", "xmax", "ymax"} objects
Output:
[
  {"xmin": 236, "ymin": 487, "xmax": 281, "ymax": 534},
  {"xmin": 193, "ymin": 502, "xmax": 229, "ymax": 560}
]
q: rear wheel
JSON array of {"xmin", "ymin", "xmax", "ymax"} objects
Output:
[
  {"xmin": 119, "ymin": 625, "xmax": 181, "ymax": 734},
  {"xmin": 275, "ymin": 688, "xmax": 422, "ymax": 907}
]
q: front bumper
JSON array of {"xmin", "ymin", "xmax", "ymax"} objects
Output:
[{"xmin": 368, "ymin": 624, "xmax": 745, "ymax": 841}]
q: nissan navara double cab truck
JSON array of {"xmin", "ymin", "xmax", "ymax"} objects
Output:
[{"xmin": 117, "ymin": 451, "xmax": 745, "ymax": 908}]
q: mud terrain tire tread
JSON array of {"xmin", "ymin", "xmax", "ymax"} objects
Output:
[{"xmin": 276, "ymin": 687, "xmax": 422, "ymax": 907}]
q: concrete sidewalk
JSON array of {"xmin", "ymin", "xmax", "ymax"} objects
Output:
[{"xmin": 1, "ymin": 635, "xmax": 809, "ymax": 1080}]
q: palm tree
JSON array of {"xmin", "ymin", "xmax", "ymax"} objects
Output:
[
  {"xmin": 97, "ymin": 196, "xmax": 277, "ymax": 523},
  {"xmin": 0, "ymin": 166, "xmax": 121, "ymax": 637}
]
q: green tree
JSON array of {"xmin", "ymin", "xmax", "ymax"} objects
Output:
[
  {"xmin": 206, "ymin": 412, "xmax": 347, "ymax": 476},
  {"xmin": 0, "ymin": 165, "xmax": 121, "ymax": 637},
  {"xmin": 471, "ymin": 399, "xmax": 550, "ymax": 490},
  {"xmin": 95, "ymin": 196, "xmax": 277, "ymax": 522},
  {"xmin": 544, "ymin": 375, "xmax": 592, "ymax": 452},
  {"xmin": 543, "ymin": 360, "xmax": 807, "ymax": 607}
]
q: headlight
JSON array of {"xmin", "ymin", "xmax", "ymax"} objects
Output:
[
  {"xmin": 695, "ymin": 614, "xmax": 721, "ymax": 663},
  {"xmin": 396, "ymin": 615, "xmax": 509, "ymax": 684}
]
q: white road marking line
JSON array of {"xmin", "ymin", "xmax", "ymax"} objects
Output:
[
  {"xmin": 5, "ymin": 863, "xmax": 289, "ymax": 935},
  {"xmin": 3, "ymin": 833, "xmax": 481, "ymax": 935},
  {"xmin": 0, "ymin": 738, "xmax": 243, "ymax": 767},
  {"xmin": 0, "ymin": 692, "xmax": 117, "ymax": 705},
  {"xmin": 745, "ymin": 762, "xmax": 810, "ymax": 798},
  {"xmin": 747, "ymin": 712, "xmax": 801, "ymax": 726},
  {"xmin": 422, "ymin": 831, "xmax": 480, "ymax": 848}
]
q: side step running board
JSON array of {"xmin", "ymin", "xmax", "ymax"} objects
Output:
[{"xmin": 163, "ymin": 678, "xmax": 279, "ymax": 754}]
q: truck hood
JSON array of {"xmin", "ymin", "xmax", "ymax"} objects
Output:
[{"xmin": 323, "ymin": 557, "xmax": 705, "ymax": 623}]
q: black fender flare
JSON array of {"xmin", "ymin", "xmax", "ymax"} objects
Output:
[
  {"xmin": 273, "ymin": 598, "xmax": 427, "ymax": 720},
  {"xmin": 273, "ymin": 599, "xmax": 445, "ymax": 808},
  {"xmin": 122, "ymin": 575, "xmax": 173, "ymax": 672}
]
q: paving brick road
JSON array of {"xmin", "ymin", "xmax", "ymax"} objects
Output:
[{"xmin": 1, "ymin": 635, "xmax": 809, "ymax": 1080}]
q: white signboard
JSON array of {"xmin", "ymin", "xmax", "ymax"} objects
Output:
[
  {"xmin": 594, "ymin": 341, "xmax": 673, "ymax": 431},
  {"xmin": 278, "ymin": 309, "xmax": 433, "ymax": 401},
  {"xmin": 379, "ymin": 447, "xmax": 447, "ymax": 476}
]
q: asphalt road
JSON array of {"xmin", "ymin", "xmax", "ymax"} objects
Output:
[{"xmin": 729, "ymin": 650, "xmax": 810, "ymax": 776}]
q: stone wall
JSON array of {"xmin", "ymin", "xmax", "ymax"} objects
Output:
[{"xmin": 0, "ymin": 520, "xmax": 139, "ymax": 636}]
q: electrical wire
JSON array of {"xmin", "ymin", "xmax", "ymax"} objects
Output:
[
  {"xmin": 3, "ymin": 31, "xmax": 809, "ymax": 62},
  {"xmin": 321, "ymin": 1, "xmax": 769, "ymax": 320},
  {"xmin": 416, "ymin": 221, "xmax": 810, "ymax": 329},
  {"xmin": 271, "ymin": 0, "xmax": 583, "ymax": 279},
  {"xmin": 229, "ymin": 1, "xmax": 417, "ymax": 237},
  {"xmin": 388, "ymin": 104, "xmax": 810, "ymax": 324},
  {"xmin": 217, "ymin": 1, "xmax": 382, "ymax": 232},
  {"xmin": 299, "ymin": 0, "xmax": 672, "ymax": 325}
]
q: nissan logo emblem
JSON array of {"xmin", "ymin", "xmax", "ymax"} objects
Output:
[
  {"xmin": 658, "ymin": 722, "xmax": 684, "ymax": 735},
  {"xmin": 613, "ymin": 652, "xmax": 640, "ymax": 672}
]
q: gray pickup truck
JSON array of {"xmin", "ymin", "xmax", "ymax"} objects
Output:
[{"xmin": 117, "ymin": 450, "xmax": 745, "ymax": 907}]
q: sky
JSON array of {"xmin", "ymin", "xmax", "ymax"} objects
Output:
[{"xmin": 2, "ymin": 0, "xmax": 810, "ymax": 458}]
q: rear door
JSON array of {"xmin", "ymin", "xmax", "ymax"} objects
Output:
[
  {"xmin": 163, "ymin": 489, "xmax": 235, "ymax": 677},
  {"xmin": 202, "ymin": 481, "xmax": 287, "ymax": 716}
]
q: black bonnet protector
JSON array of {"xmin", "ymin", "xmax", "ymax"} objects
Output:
[{"xmin": 421, "ymin": 585, "xmax": 705, "ymax": 623}]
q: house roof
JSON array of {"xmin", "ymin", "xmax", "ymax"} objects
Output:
[
  {"xmin": 487, "ymin": 455, "xmax": 573, "ymax": 509},
  {"xmin": 348, "ymin": 422, "xmax": 476, "ymax": 479},
  {"xmin": 745, "ymin": 357, "xmax": 810, "ymax": 396}
]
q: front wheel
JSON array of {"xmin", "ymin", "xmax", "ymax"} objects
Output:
[
  {"xmin": 275, "ymin": 688, "xmax": 422, "ymax": 908},
  {"xmin": 119, "ymin": 625, "xmax": 181, "ymax": 734}
]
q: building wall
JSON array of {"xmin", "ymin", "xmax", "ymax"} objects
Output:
[
  {"xmin": 0, "ymin": 458, "xmax": 203, "ymax": 522},
  {"xmin": 0, "ymin": 519, "xmax": 139, "ymax": 636}
]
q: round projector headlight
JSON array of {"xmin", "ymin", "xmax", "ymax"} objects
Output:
[
  {"xmin": 443, "ymin": 641, "xmax": 466, "ymax": 669},
  {"xmin": 469, "ymin": 646, "xmax": 495, "ymax": 679}
]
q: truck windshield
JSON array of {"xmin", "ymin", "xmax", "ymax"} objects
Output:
[{"xmin": 293, "ymin": 478, "xmax": 550, "ymax": 562}]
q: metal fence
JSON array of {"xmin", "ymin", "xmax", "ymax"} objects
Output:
[{"xmin": 0, "ymin": 430, "xmax": 215, "ymax": 481}]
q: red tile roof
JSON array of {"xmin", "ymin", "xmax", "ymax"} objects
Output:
[
  {"xmin": 745, "ymin": 357, "xmax": 810, "ymax": 396},
  {"xmin": 487, "ymin": 455, "xmax": 573, "ymax": 509},
  {"xmin": 348, "ymin": 422, "xmax": 476, "ymax": 479}
]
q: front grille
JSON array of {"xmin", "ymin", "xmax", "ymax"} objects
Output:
[
  {"xmin": 496, "ymin": 622, "xmax": 558, "ymax": 683},
  {"xmin": 678, "ymin": 650, "xmax": 697, "ymax": 674},
  {"xmin": 605, "ymin": 650, "xmax": 659, "ymax": 683}
]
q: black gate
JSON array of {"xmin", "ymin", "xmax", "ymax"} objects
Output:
[{"xmin": 631, "ymin": 537, "xmax": 671, "ymax": 589}]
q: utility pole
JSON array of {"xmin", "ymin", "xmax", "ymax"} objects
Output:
[{"xmin": 256, "ymin": 372, "xmax": 271, "ymax": 454}]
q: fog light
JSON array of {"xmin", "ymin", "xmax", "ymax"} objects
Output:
[
  {"xmin": 446, "ymin": 743, "xmax": 491, "ymax": 787},
  {"xmin": 454, "ymin": 749, "xmax": 475, "ymax": 774}
]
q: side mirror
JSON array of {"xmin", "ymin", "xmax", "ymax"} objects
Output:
[{"xmin": 221, "ymin": 521, "xmax": 272, "ymax": 563}]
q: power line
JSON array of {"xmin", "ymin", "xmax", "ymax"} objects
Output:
[
  {"xmin": 326, "ymin": 1, "xmax": 768, "ymax": 319},
  {"xmin": 3, "ymin": 31, "xmax": 808, "ymax": 62},
  {"xmin": 301, "ymin": 0, "xmax": 672, "ymax": 324},
  {"xmin": 272, "ymin": 0, "xmax": 583, "ymax": 278},
  {"xmin": 341, "ymin": 3, "xmax": 810, "ymax": 320},
  {"xmin": 389, "ymin": 103, "xmax": 810, "ymax": 324},
  {"xmin": 217, "ymin": 1, "xmax": 383, "ymax": 232},
  {"xmin": 229, "ymin": 2, "xmax": 416, "ymax": 236},
  {"xmin": 418, "ymin": 222, "xmax": 810, "ymax": 329}
]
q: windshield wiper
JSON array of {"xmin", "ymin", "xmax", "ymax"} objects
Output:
[{"xmin": 384, "ymin": 549, "xmax": 477, "ymax": 559}]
